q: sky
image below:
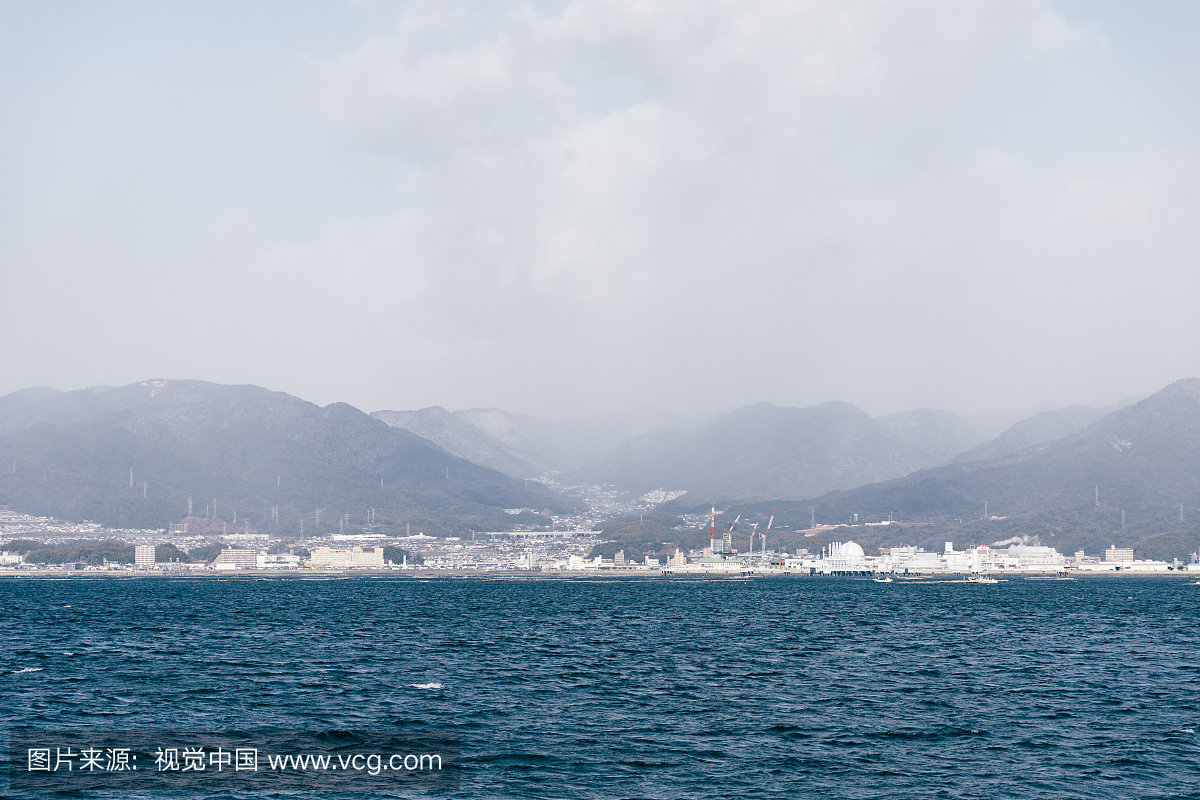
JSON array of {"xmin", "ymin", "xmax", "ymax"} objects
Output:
[{"xmin": 1, "ymin": 1, "xmax": 1197, "ymax": 420}]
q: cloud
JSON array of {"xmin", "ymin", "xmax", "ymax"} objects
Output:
[{"xmin": 228, "ymin": 1, "xmax": 1200, "ymax": 415}]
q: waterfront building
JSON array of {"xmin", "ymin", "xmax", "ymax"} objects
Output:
[
  {"xmin": 308, "ymin": 545, "xmax": 384, "ymax": 568},
  {"xmin": 134, "ymin": 545, "xmax": 155, "ymax": 568},
  {"xmin": 1007, "ymin": 545, "xmax": 1067, "ymax": 570},
  {"xmin": 824, "ymin": 541, "xmax": 866, "ymax": 573},
  {"xmin": 1105, "ymin": 545, "xmax": 1135, "ymax": 562},
  {"xmin": 215, "ymin": 548, "xmax": 259, "ymax": 570},
  {"xmin": 259, "ymin": 554, "xmax": 301, "ymax": 569}
]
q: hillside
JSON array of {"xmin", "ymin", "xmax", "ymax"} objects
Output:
[
  {"xmin": 779, "ymin": 379, "xmax": 1200, "ymax": 558},
  {"xmin": 372, "ymin": 407, "xmax": 543, "ymax": 478},
  {"xmin": 565, "ymin": 401, "xmax": 940, "ymax": 502},
  {"xmin": 374, "ymin": 401, "xmax": 1067, "ymax": 502},
  {"xmin": 372, "ymin": 405, "xmax": 688, "ymax": 476},
  {"xmin": 875, "ymin": 409, "xmax": 1027, "ymax": 465},
  {"xmin": 950, "ymin": 402, "xmax": 1132, "ymax": 463},
  {"xmin": 0, "ymin": 380, "xmax": 573, "ymax": 534}
]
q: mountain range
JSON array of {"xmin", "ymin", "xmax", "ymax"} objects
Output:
[
  {"xmin": 0, "ymin": 381, "xmax": 571, "ymax": 534},
  {"xmin": 371, "ymin": 406, "xmax": 687, "ymax": 478},
  {"xmin": 2, "ymin": 375, "xmax": 1182, "ymax": 559},
  {"xmin": 692, "ymin": 380, "xmax": 1200, "ymax": 559},
  {"xmin": 375, "ymin": 398, "xmax": 1126, "ymax": 504}
]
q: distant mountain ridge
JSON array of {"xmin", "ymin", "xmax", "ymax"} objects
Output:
[
  {"xmin": 2, "ymin": 377, "xmax": 1160, "ymax": 547},
  {"xmin": 950, "ymin": 401, "xmax": 1135, "ymax": 463},
  {"xmin": 373, "ymin": 397, "xmax": 1131, "ymax": 504},
  {"xmin": 371, "ymin": 406, "xmax": 688, "ymax": 477},
  {"xmin": 0, "ymin": 380, "xmax": 571, "ymax": 533},
  {"xmin": 564, "ymin": 401, "xmax": 941, "ymax": 501},
  {"xmin": 785, "ymin": 379, "xmax": 1200, "ymax": 556},
  {"xmin": 372, "ymin": 407, "xmax": 545, "ymax": 478},
  {"xmin": 875, "ymin": 408, "xmax": 1027, "ymax": 464}
]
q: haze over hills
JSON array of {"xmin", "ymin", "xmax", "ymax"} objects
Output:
[
  {"xmin": 564, "ymin": 401, "xmax": 941, "ymax": 501},
  {"xmin": 372, "ymin": 407, "xmax": 545, "ymax": 478},
  {"xmin": 0, "ymin": 376, "xmax": 1170, "ymax": 555},
  {"xmin": 371, "ymin": 406, "xmax": 688, "ymax": 477},
  {"xmin": 373, "ymin": 399, "xmax": 1127, "ymax": 504},
  {"xmin": 875, "ymin": 409, "xmax": 1028, "ymax": 465},
  {"xmin": 949, "ymin": 401, "xmax": 1135, "ymax": 464},
  {"xmin": 771, "ymin": 379, "xmax": 1200, "ymax": 557},
  {"xmin": 0, "ymin": 381, "xmax": 572, "ymax": 533}
]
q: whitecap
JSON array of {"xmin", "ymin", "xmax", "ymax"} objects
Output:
[
  {"xmin": 11, "ymin": 667, "xmax": 44, "ymax": 674},
  {"xmin": 1184, "ymin": 728, "xmax": 1195, "ymax": 734},
  {"xmin": 63, "ymin": 652, "xmax": 75, "ymax": 656},
  {"xmin": 410, "ymin": 682, "xmax": 443, "ymax": 689}
]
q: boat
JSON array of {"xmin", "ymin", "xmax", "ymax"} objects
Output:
[
  {"xmin": 967, "ymin": 574, "xmax": 999, "ymax": 584},
  {"xmin": 872, "ymin": 576, "xmax": 893, "ymax": 583}
]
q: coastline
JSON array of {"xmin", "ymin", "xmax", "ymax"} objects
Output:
[{"xmin": 1, "ymin": 568, "xmax": 1194, "ymax": 581}]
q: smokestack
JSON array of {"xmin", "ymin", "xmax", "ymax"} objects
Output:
[{"xmin": 710, "ymin": 504, "xmax": 715, "ymax": 554}]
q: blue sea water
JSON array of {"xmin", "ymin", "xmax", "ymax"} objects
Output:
[{"xmin": 3, "ymin": 575, "xmax": 1200, "ymax": 799}]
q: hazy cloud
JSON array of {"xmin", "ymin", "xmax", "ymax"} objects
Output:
[{"xmin": 1, "ymin": 1, "xmax": 1197, "ymax": 418}]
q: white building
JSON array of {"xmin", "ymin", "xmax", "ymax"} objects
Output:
[
  {"xmin": 824, "ymin": 541, "xmax": 867, "ymax": 572},
  {"xmin": 135, "ymin": 545, "xmax": 155, "ymax": 568},
  {"xmin": 1007, "ymin": 545, "xmax": 1067, "ymax": 570},
  {"xmin": 215, "ymin": 549, "xmax": 259, "ymax": 570},
  {"xmin": 308, "ymin": 545, "xmax": 384, "ymax": 568},
  {"xmin": 258, "ymin": 553, "xmax": 301, "ymax": 569},
  {"xmin": 1105, "ymin": 545, "xmax": 1135, "ymax": 562}
]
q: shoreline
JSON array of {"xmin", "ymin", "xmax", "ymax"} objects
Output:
[{"xmin": 0, "ymin": 569, "xmax": 1195, "ymax": 582}]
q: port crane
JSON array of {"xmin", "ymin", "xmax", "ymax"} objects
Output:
[
  {"xmin": 722, "ymin": 510, "xmax": 742, "ymax": 555},
  {"xmin": 758, "ymin": 508, "xmax": 775, "ymax": 565}
]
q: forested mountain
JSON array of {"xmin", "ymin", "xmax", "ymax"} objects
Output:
[
  {"xmin": 0, "ymin": 381, "xmax": 572, "ymax": 534},
  {"xmin": 776, "ymin": 380, "xmax": 1200, "ymax": 557}
]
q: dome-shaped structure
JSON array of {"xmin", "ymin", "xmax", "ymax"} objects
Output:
[{"xmin": 826, "ymin": 540, "xmax": 866, "ymax": 571}]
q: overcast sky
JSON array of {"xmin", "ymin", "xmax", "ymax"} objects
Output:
[{"xmin": 1, "ymin": 1, "xmax": 1197, "ymax": 420}]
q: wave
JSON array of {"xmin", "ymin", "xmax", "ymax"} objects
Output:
[
  {"xmin": 10, "ymin": 667, "xmax": 44, "ymax": 674},
  {"xmin": 410, "ymin": 682, "xmax": 443, "ymax": 689}
]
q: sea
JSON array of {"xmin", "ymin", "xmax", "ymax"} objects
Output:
[{"xmin": 2, "ymin": 575, "xmax": 1200, "ymax": 799}]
